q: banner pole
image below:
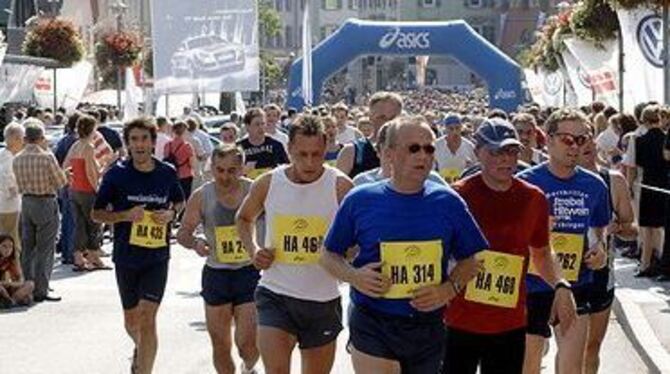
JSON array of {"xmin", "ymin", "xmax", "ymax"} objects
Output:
[
  {"xmin": 618, "ymin": 31, "xmax": 624, "ymax": 112},
  {"xmin": 664, "ymin": 4, "xmax": 670, "ymax": 105}
]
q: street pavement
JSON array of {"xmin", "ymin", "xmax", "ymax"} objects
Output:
[{"xmin": 0, "ymin": 243, "xmax": 650, "ymax": 374}]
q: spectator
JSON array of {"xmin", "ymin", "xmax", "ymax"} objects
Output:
[
  {"xmin": 165, "ymin": 121, "xmax": 196, "ymax": 199},
  {"xmin": 154, "ymin": 116, "xmax": 172, "ymax": 160},
  {"xmin": 13, "ymin": 120, "xmax": 67, "ymax": 302},
  {"xmin": 0, "ymin": 234, "xmax": 34, "ymax": 308},
  {"xmin": 596, "ymin": 113, "xmax": 623, "ymax": 166},
  {"xmin": 0, "ymin": 123, "xmax": 24, "ymax": 258},
  {"xmin": 263, "ymin": 103, "xmax": 289, "ymax": 147}
]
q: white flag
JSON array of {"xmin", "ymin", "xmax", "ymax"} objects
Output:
[
  {"xmin": 561, "ymin": 50, "xmax": 593, "ymax": 106},
  {"xmin": 538, "ymin": 68, "xmax": 566, "ymax": 107},
  {"xmin": 124, "ymin": 68, "xmax": 142, "ymax": 120},
  {"xmin": 523, "ymin": 68, "xmax": 546, "ymax": 106},
  {"xmin": 301, "ymin": 1, "xmax": 313, "ymax": 106},
  {"xmin": 235, "ymin": 91, "xmax": 246, "ymax": 115},
  {"xmin": 617, "ymin": 7, "xmax": 662, "ymax": 107}
]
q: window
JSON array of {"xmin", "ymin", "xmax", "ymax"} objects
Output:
[
  {"xmin": 421, "ymin": 0, "xmax": 436, "ymax": 7},
  {"xmin": 482, "ymin": 25, "xmax": 495, "ymax": 42},
  {"xmin": 467, "ymin": 0, "xmax": 483, "ymax": 7},
  {"xmin": 349, "ymin": 0, "xmax": 359, "ymax": 9},
  {"xmin": 275, "ymin": 0, "xmax": 283, "ymax": 11},
  {"xmin": 324, "ymin": 0, "xmax": 341, "ymax": 10},
  {"xmin": 285, "ymin": 0, "xmax": 292, "ymax": 11},
  {"xmin": 285, "ymin": 26, "xmax": 293, "ymax": 48}
]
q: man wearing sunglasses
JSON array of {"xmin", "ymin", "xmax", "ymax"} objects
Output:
[
  {"xmin": 321, "ymin": 116, "xmax": 487, "ymax": 373},
  {"xmin": 518, "ymin": 108, "xmax": 610, "ymax": 374},
  {"xmin": 443, "ymin": 118, "xmax": 576, "ymax": 374}
]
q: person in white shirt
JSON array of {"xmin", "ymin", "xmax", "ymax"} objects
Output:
[
  {"xmin": 595, "ymin": 115, "xmax": 621, "ymax": 166},
  {"xmin": 332, "ymin": 102, "xmax": 364, "ymax": 144},
  {"xmin": 154, "ymin": 116, "xmax": 172, "ymax": 160},
  {"xmin": 0, "ymin": 123, "xmax": 25, "ymax": 257},
  {"xmin": 433, "ymin": 114, "xmax": 476, "ymax": 183},
  {"xmin": 263, "ymin": 104, "xmax": 289, "ymax": 148}
]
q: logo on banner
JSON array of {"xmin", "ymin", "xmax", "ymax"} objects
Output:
[
  {"xmin": 493, "ymin": 89, "xmax": 517, "ymax": 100},
  {"xmin": 577, "ymin": 66, "xmax": 591, "ymax": 89},
  {"xmin": 544, "ymin": 72, "xmax": 563, "ymax": 95},
  {"xmin": 637, "ymin": 14, "xmax": 663, "ymax": 68},
  {"xmin": 379, "ymin": 27, "xmax": 431, "ymax": 50}
]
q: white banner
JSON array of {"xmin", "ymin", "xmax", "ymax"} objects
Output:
[
  {"xmin": 124, "ymin": 67, "xmax": 142, "ymax": 120},
  {"xmin": 538, "ymin": 68, "xmax": 565, "ymax": 107},
  {"xmin": 561, "ymin": 50, "xmax": 593, "ymax": 106},
  {"xmin": 617, "ymin": 7, "xmax": 662, "ymax": 107},
  {"xmin": 34, "ymin": 61, "xmax": 93, "ymax": 111},
  {"xmin": 151, "ymin": 0, "xmax": 259, "ymax": 95},
  {"xmin": 523, "ymin": 68, "xmax": 546, "ymax": 106},
  {"xmin": 0, "ymin": 64, "xmax": 44, "ymax": 106}
]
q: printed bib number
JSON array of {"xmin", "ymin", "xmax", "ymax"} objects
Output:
[
  {"xmin": 380, "ymin": 240, "xmax": 442, "ymax": 299},
  {"xmin": 130, "ymin": 213, "xmax": 167, "ymax": 249},
  {"xmin": 214, "ymin": 226, "xmax": 250, "ymax": 263},
  {"xmin": 439, "ymin": 168, "xmax": 460, "ymax": 183},
  {"xmin": 272, "ymin": 215, "xmax": 327, "ymax": 265},
  {"xmin": 528, "ymin": 232, "xmax": 584, "ymax": 282},
  {"xmin": 246, "ymin": 167, "xmax": 271, "ymax": 180},
  {"xmin": 464, "ymin": 250, "xmax": 523, "ymax": 308}
]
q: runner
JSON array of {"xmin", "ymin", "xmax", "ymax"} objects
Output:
[
  {"xmin": 237, "ymin": 108, "xmax": 289, "ymax": 181},
  {"xmin": 434, "ymin": 114, "xmax": 476, "ymax": 184},
  {"xmin": 578, "ymin": 124, "xmax": 636, "ymax": 374},
  {"xmin": 443, "ymin": 118, "xmax": 577, "ymax": 374},
  {"xmin": 336, "ymin": 92, "xmax": 403, "ymax": 177},
  {"xmin": 332, "ymin": 102, "xmax": 363, "ymax": 144},
  {"xmin": 353, "ymin": 123, "xmax": 446, "ymax": 186},
  {"xmin": 322, "ymin": 115, "xmax": 343, "ymax": 167},
  {"xmin": 92, "ymin": 117, "xmax": 185, "ymax": 374},
  {"xmin": 517, "ymin": 109, "xmax": 610, "ymax": 374},
  {"xmin": 236, "ymin": 114, "xmax": 353, "ymax": 374},
  {"xmin": 320, "ymin": 116, "xmax": 487, "ymax": 374},
  {"xmin": 177, "ymin": 144, "xmax": 259, "ymax": 374},
  {"xmin": 264, "ymin": 104, "xmax": 289, "ymax": 148}
]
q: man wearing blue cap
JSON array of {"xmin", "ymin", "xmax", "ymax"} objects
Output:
[
  {"xmin": 443, "ymin": 117, "xmax": 577, "ymax": 374},
  {"xmin": 434, "ymin": 113, "xmax": 476, "ymax": 184}
]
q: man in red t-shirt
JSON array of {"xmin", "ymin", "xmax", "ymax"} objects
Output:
[{"xmin": 443, "ymin": 118, "xmax": 576, "ymax": 374}]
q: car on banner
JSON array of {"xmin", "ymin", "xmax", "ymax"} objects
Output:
[{"xmin": 170, "ymin": 35, "xmax": 246, "ymax": 79}]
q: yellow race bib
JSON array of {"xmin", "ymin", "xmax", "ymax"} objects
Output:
[
  {"xmin": 214, "ymin": 226, "xmax": 250, "ymax": 263},
  {"xmin": 439, "ymin": 168, "xmax": 460, "ymax": 184},
  {"xmin": 325, "ymin": 160, "xmax": 337, "ymax": 167},
  {"xmin": 247, "ymin": 167, "xmax": 271, "ymax": 180},
  {"xmin": 465, "ymin": 250, "xmax": 524, "ymax": 308},
  {"xmin": 380, "ymin": 240, "xmax": 443, "ymax": 299},
  {"xmin": 272, "ymin": 215, "xmax": 327, "ymax": 265},
  {"xmin": 528, "ymin": 232, "xmax": 584, "ymax": 282},
  {"xmin": 129, "ymin": 213, "xmax": 167, "ymax": 249}
]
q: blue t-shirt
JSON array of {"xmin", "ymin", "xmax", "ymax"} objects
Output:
[
  {"xmin": 93, "ymin": 158, "xmax": 184, "ymax": 269},
  {"xmin": 98, "ymin": 126, "xmax": 124, "ymax": 152},
  {"xmin": 517, "ymin": 163, "xmax": 610, "ymax": 293},
  {"xmin": 324, "ymin": 180, "xmax": 488, "ymax": 317}
]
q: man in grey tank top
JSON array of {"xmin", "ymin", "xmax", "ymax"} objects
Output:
[{"xmin": 177, "ymin": 145, "xmax": 260, "ymax": 374}]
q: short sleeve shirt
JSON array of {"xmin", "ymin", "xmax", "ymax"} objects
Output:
[
  {"xmin": 93, "ymin": 158, "xmax": 184, "ymax": 269},
  {"xmin": 324, "ymin": 180, "xmax": 488, "ymax": 317}
]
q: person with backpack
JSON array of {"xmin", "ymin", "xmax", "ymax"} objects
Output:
[{"xmin": 164, "ymin": 120, "xmax": 196, "ymax": 199}]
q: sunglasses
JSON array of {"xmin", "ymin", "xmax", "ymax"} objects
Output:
[
  {"xmin": 489, "ymin": 146, "xmax": 521, "ymax": 157},
  {"xmin": 551, "ymin": 132, "xmax": 591, "ymax": 147},
  {"xmin": 407, "ymin": 143, "xmax": 436, "ymax": 155}
]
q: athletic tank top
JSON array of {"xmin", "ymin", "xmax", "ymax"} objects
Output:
[
  {"xmin": 201, "ymin": 179, "xmax": 252, "ymax": 270},
  {"xmin": 70, "ymin": 158, "xmax": 96, "ymax": 193},
  {"xmin": 261, "ymin": 165, "xmax": 340, "ymax": 301},
  {"xmin": 350, "ymin": 138, "xmax": 379, "ymax": 178}
]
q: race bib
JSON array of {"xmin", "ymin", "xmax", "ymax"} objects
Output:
[
  {"xmin": 272, "ymin": 215, "xmax": 327, "ymax": 265},
  {"xmin": 380, "ymin": 240, "xmax": 442, "ymax": 299},
  {"xmin": 439, "ymin": 168, "xmax": 460, "ymax": 183},
  {"xmin": 129, "ymin": 213, "xmax": 167, "ymax": 249},
  {"xmin": 528, "ymin": 232, "xmax": 585, "ymax": 282},
  {"xmin": 325, "ymin": 160, "xmax": 337, "ymax": 167},
  {"xmin": 214, "ymin": 226, "xmax": 250, "ymax": 263},
  {"xmin": 464, "ymin": 250, "xmax": 524, "ymax": 308},
  {"xmin": 246, "ymin": 167, "xmax": 271, "ymax": 180}
]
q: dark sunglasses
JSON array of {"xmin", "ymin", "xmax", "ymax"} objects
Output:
[
  {"xmin": 551, "ymin": 132, "xmax": 591, "ymax": 147},
  {"xmin": 407, "ymin": 143, "xmax": 436, "ymax": 155},
  {"xmin": 490, "ymin": 146, "xmax": 521, "ymax": 157}
]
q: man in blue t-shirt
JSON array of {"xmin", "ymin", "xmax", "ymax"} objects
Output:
[
  {"xmin": 517, "ymin": 108, "xmax": 609, "ymax": 374},
  {"xmin": 321, "ymin": 116, "xmax": 488, "ymax": 374},
  {"xmin": 92, "ymin": 118, "xmax": 184, "ymax": 374}
]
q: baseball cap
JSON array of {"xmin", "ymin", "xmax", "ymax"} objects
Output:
[
  {"xmin": 438, "ymin": 114, "xmax": 462, "ymax": 127},
  {"xmin": 473, "ymin": 118, "xmax": 522, "ymax": 149}
]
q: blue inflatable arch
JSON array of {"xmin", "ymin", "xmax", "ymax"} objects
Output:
[{"xmin": 287, "ymin": 19, "xmax": 523, "ymax": 112}]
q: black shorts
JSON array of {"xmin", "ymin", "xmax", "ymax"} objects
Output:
[
  {"xmin": 255, "ymin": 286, "xmax": 342, "ymax": 349},
  {"xmin": 201, "ymin": 265, "xmax": 260, "ymax": 307},
  {"xmin": 588, "ymin": 268, "xmax": 615, "ymax": 314},
  {"xmin": 115, "ymin": 261, "xmax": 169, "ymax": 310},
  {"xmin": 526, "ymin": 287, "xmax": 591, "ymax": 338},
  {"xmin": 348, "ymin": 304, "xmax": 445, "ymax": 374},
  {"xmin": 444, "ymin": 327, "xmax": 526, "ymax": 374}
]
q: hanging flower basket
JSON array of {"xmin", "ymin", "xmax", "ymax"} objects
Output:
[
  {"xmin": 22, "ymin": 17, "xmax": 85, "ymax": 67},
  {"xmin": 571, "ymin": 0, "xmax": 619, "ymax": 45},
  {"xmin": 95, "ymin": 30, "xmax": 142, "ymax": 68}
]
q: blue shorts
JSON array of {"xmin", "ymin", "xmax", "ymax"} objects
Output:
[
  {"xmin": 115, "ymin": 261, "xmax": 168, "ymax": 310},
  {"xmin": 348, "ymin": 304, "xmax": 445, "ymax": 374},
  {"xmin": 201, "ymin": 265, "xmax": 260, "ymax": 306}
]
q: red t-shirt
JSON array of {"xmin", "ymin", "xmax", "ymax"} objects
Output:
[
  {"xmin": 164, "ymin": 138, "xmax": 194, "ymax": 179},
  {"xmin": 445, "ymin": 174, "xmax": 550, "ymax": 334}
]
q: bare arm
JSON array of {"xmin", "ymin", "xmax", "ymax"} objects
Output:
[
  {"xmin": 531, "ymin": 245, "xmax": 563, "ymax": 287},
  {"xmin": 609, "ymin": 172, "xmax": 637, "ymax": 240},
  {"xmin": 236, "ymin": 174, "xmax": 271, "ymax": 261},
  {"xmin": 176, "ymin": 188, "xmax": 204, "ymax": 250},
  {"xmin": 84, "ymin": 146, "xmax": 100, "ymax": 190},
  {"xmin": 336, "ymin": 144, "xmax": 355, "ymax": 176},
  {"xmin": 335, "ymin": 175, "xmax": 354, "ymax": 203}
]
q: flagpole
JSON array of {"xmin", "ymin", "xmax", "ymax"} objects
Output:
[
  {"xmin": 618, "ymin": 31, "xmax": 624, "ymax": 112},
  {"xmin": 664, "ymin": 4, "xmax": 670, "ymax": 104}
]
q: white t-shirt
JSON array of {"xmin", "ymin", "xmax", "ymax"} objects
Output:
[
  {"xmin": 622, "ymin": 126, "xmax": 648, "ymax": 167},
  {"xmin": 0, "ymin": 149, "xmax": 20, "ymax": 213},
  {"xmin": 336, "ymin": 125, "xmax": 363, "ymax": 145},
  {"xmin": 267, "ymin": 128, "xmax": 289, "ymax": 149},
  {"xmin": 154, "ymin": 132, "xmax": 171, "ymax": 160},
  {"xmin": 434, "ymin": 136, "xmax": 476, "ymax": 183},
  {"xmin": 595, "ymin": 126, "xmax": 619, "ymax": 163}
]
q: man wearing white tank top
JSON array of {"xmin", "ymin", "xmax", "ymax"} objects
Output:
[{"xmin": 236, "ymin": 114, "xmax": 353, "ymax": 374}]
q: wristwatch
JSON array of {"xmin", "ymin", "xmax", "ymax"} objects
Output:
[{"xmin": 555, "ymin": 280, "xmax": 571, "ymax": 291}]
